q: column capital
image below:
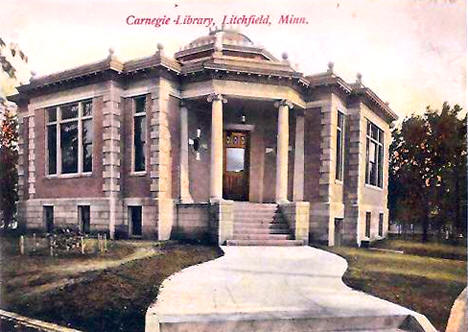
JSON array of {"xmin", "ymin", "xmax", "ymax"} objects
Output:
[
  {"xmin": 180, "ymin": 100, "xmax": 187, "ymax": 108},
  {"xmin": 274, "ymin": 99, "xmax": 294, "ymax": 109},
  {"xmin": 207, "ymin": 93, "xmax": 227, "ymax": 104}
]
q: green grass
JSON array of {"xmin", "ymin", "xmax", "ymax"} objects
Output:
[
  {"xmin": 326, "ymin": 239, "xmax": 467, "ymax": 331},
  {"xmin": 372, "ymin": 237, "xmax": 467, "ymax": 260},
  {"xmin": 0, "ymin": 236, "xmax": 222, "ymax": 331}
]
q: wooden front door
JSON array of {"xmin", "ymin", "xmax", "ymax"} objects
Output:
[{"xmin": 223, "ymin": 131, "xmax": 249, "ymax": 201}]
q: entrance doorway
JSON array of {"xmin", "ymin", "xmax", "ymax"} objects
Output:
[{"xmin": 223, "ymin": 130, "xmax": 249, "ymax": 201}]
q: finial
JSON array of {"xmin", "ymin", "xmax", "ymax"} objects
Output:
[
  {"xmin": 108, "ymin": 47, "xmax": 115, "ymax": 60},
  {"xmin": 385, "ymin": 101, "xmax": 389, "ymax": 106},
  {"xmin": 30, "ymin": 71, "xmax": 36, "ymax": 80},
  {"xmin": 356, "ymin": 72, "xmax": 362, "ymax": 84},
  {"xmin": 282, "ymin": 52, "xmax": 288, "ymax": 61},
  {"xmin": 327, "ymin": 62, "xmax": 334, "ymax": 73},
  {"xmin": 157, "ymin": 43, "xmax": 164, "ymax": 55}
]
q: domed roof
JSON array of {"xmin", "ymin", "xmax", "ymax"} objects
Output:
[
  {"xmin": 186, "ymin": 29, "xmax": 254, "ymax": 48},
  {"xmin": 174, "ymin": 28, "xmax": 276, "ymax": 62}
]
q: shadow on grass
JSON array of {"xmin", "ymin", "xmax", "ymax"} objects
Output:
[{"xmin": 1, "ymin": 242, "xmax": 223, "ymax": 332}]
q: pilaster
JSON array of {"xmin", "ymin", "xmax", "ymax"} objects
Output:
[{"xmin": 102, "ymin": 82, "xmax": 122, "ymax": 239}]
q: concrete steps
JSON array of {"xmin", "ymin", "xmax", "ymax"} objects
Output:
[{"xmin": 228, "ymin": 202, "xmax": 301, "ymax": 246}]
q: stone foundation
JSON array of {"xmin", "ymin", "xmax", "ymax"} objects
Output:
[
  {"xmin": 280, "ymin": 201, "xmax": 310, "ymax": 243},
  {"xmin": 174, "ymin": 203, "xmax": 210, "ymax": 241}
]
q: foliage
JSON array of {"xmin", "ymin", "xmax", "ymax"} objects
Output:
[
  {"xmin": 0, "ymin": 106, "xmax": 18, "ymax": 231},
  {"xmin": 389, "ymin": 103, "xmax": 467, "ymax": 241},
  {"xmin": 0, "ymin": 37, "xmax": 30, "ymax": 231}
]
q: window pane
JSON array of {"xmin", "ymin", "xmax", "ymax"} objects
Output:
[
  {"xmin": 335, "ymin": 128, "xmax": 343, "ymax": 180},
  {"xmin": 337, "ymin": 112, "xmax": 344, "ymax": 129},
  {"xmin": 371, "ymin": 124, "xmax": 379, "ymax": 139},
  {"xmin": 79, "ymin": 206, "xmax": 90, "ymax": 234},
  {"xmin": 47, "ymin": 108, "xmax": 57, "ymax": 122},
  {"xmin": 44, "ymin": 206, "xmax": 54, "ymax": 233},
  {"xmin": 378, "ymin": 145, "xmax": 384, "ymax": 187},
  {"xmin": 61, "ymin": 121, "xmax": 78, "ymax": 173},
  {"xmin": 226, "ymin": 148, "xmax": 245, "ymax": 172},
  {"xmin": 83, "ymin": 100, "xmax": 93, "ymax": 116},
  {"xmin": 378, "ymin": 213, "xmax": 383, "ymax": 236},
  {"xmin": 366, "ymin": 212, "xmax": 371, "ymax": 237},
  {"xmin": 82, "ymin": 119, "xmax": 93, "ymax": 172},
  {"xmin": 61, "ymin": 103, "xmax": 78, "ymax": 120},
  {"xmin": 47, "ymin": 125, "xmax": 57, "ymax": 174},
  {"xmin": 378, "ymin": 129, "xmax": 384, "ymax": 144},
  {"xmin": 135, "ymin": 96, "xmax": 146, "ymax": 114},
  {"xmin": 134, "ymin": 116, "xmax": 146, "ymax": 171},
  {"xmin": 369, "ymin": 141, "xmax": 376, "ymax": 163}
]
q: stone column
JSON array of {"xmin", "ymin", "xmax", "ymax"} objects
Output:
[
  {"xmin": 293, "ymin": 111, "xmax": 305, "ymax": 201},
  {"xmin": 207, "ymin": 93, "xmax": 226, "ymax": 201},
  {"xmin": 179, "ymin": 101, "xmax": 193, "ymax": 203},
  {"xmin": 274, "ymin": 99, "xmax": 293, "ymax": 203}
]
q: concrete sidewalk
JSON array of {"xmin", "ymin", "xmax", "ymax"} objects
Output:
[{"xmin": 146, "ymin": 246, "xmax": 436, "ymax": 332}]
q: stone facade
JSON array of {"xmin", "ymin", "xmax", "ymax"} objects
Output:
[{"xmin": 13, "ymin": 29, "xmax": 397, "ymax": 245}]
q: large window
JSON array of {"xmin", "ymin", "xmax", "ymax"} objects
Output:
[
  {"xmin": 46, "ymin": 100, "xmax": 93, "ymax": 175},
  {"xmin": 133, "ymin": 96, "xmax": 147, "ymax": 172},
  {"xmin": 335, "ymin": 111, "xmax": 345, "ymax": 181},
  {"xmin": 365, "ymin": 120, "xmax": 384, "ymax": 187}
]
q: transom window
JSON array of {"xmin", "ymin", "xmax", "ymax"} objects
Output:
[
  {"xmin": 133, "ymin": 96, "xmax": 147, "ymax": 172},
  {"xmin": 335, "ymin": 111, "xmax": 345, "ymax": 181},
  {"xmin": 365, "ymin": 120, "xmax": 384, "ymax": 188},
  {"xmin": 46, "ymin": 100, "xmax": 93, "ymax": 175}
]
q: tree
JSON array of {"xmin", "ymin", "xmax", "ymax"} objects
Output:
[
  {"xmin": 0, "ymin": 36, "xmax": 31, "ymax": 231},
  {"xmin": 389, "ymin": 103, "xmax": 467, "ymax": 242},
  {"xmin": 0, "ymin": 107, "xmax": 18, "ymax": 230}
]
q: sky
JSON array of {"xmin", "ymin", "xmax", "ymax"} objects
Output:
[{"xmin": 1, "ymin": 0, "xmax": 466, "ymax": 119}]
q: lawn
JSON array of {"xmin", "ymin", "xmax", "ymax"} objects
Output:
[
  {"xmin": 0, "ymin": 236, "xmax": 222, "ymax": 331},
  {"xmin": 325, "ymin": 238, "xmax": 467, "ymax": 331}
]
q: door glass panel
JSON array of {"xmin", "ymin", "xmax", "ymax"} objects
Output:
[{"xmin": 226, "ymin": 148, "xmax": 245, "ymax": 172}]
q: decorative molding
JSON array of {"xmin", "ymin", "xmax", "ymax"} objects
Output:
[
  {"xmin": 207, "ymin": 93, "xmax": 227, "ymax": 103},
  {"xmin": 274, "ymin": 99, "xmax": 294, "ymax": 109},
  {"xmin": 224, "ymin": 124, "xmax": 255, "ymax": 131}
]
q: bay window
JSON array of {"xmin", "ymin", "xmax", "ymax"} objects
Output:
[{"xmin": 46, "ymin": 99, "xmax": 93, "ymax": 175}]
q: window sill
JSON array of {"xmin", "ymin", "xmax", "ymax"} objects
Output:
[
  {"xmin": 335, "ymin": 179, "xmax": 343, "ymax": 185},
  {"xmin": 46, "ymin": 172, "xmax": 93, "ymax": 179},
  {"xmin": 130, "ymin": 171, "xmax": 147, "ymax": 177},
  {"xmin": 364, "ymin": 184, "xmax": 383, "ymax": 191}
]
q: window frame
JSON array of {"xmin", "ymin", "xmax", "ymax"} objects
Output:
[
  {"xmin": 365, "ymin": 120, "xmax": 384, "ymax": 188},
  {"xmin": 131, "ymin": 95, "xmax": 147, "ymax": 174},
  {"xmin": 46, "ymin": 99, "xmax": 93, "ymax": 177},
  {"xmin": 335, "ymin": 110, "xmax": 345, "ymax": 182}
]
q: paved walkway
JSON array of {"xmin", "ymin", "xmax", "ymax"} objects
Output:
[{"xmin": 146, "ymin": 246, "xmax": 436, "ymax": 331}]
